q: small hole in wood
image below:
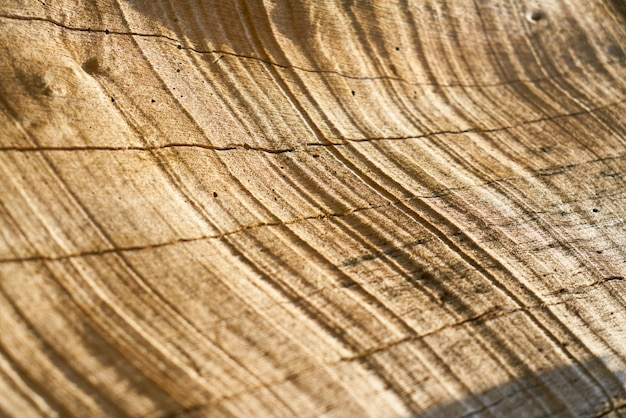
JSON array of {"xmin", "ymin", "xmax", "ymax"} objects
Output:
[
  {"xmin": 82, "ymin": 58, "xmax": 99, "ymax": 74},
  {"xmin": 526, "ymin": 10, "xmax": 543, "ymax": 22}
]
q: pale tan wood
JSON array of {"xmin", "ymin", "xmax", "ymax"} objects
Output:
[{"xmin": 0, "ymin": 0, "xmax": 625, "ymax": 416}]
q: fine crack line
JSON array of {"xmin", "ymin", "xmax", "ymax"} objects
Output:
[
  {"xmin": 1, "ymin": 14, "xmax": 623, "ymax": 90},
  {"xmin": 342, "ymin": 271, "xmax": 625, "ymax": 364},
  {"xmin": 0, "ymin": 13, "xmax": 178, "ymax": 41},
  {"xmin": 0, "ymin": 143, "xmax": 296, "ymax": 154},
  {"xmin": 330, "ymin": 97, "xmax": 626, "ymax": 143},
  {"xmin": 547, "ymin": 276, "xmax": 625, "ymax": 297},
  {"xmin": 0, "ymin": 195, "xmax": 421, "ymax": 265},
  {"xmin": 3, "ymin": 97, "xmax": 624, "ymax": 154},
  {"xmin": 152, "ymin": 301, "xmax": 567, "ymax": 416},
  {"xmin": 339, "ymin": 301, "xmax": 568, "ymax": 363}
]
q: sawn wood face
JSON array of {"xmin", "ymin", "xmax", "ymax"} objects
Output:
[{"xmin": 0, "ymin": 1, "xmax": 624, "ymax": 416}]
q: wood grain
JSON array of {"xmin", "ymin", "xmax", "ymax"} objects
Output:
[{"xmin": 0, "ymin": 0, "xmax": 625, "ymax": 416}]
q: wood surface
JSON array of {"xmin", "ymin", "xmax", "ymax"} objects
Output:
[{"xmin": 1, "ymin": 0, "xmax": 625, "ymax": 416}]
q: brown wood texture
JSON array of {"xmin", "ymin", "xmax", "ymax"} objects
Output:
[{"xmin": 1, "ymin": 1, "xmax": 625, "ymax": 416}]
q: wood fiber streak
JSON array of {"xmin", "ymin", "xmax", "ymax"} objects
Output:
[{"xmin": 0, "ymin": 0, "xmax": 625, "ymax": 417}]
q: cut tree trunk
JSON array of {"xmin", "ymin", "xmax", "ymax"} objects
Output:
[{"xmin": 0, "ymin": 1, "xmax": 625, "ymax": 417}]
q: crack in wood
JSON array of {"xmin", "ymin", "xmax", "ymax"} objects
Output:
[{"xmin": 1, "ymin": 13, "xmax": 623, "ymax": 90}]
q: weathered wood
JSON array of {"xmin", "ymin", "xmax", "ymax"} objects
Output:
[{"xmin": 0, "ymin": 1, "xmax": 625, "ymax": 416}]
